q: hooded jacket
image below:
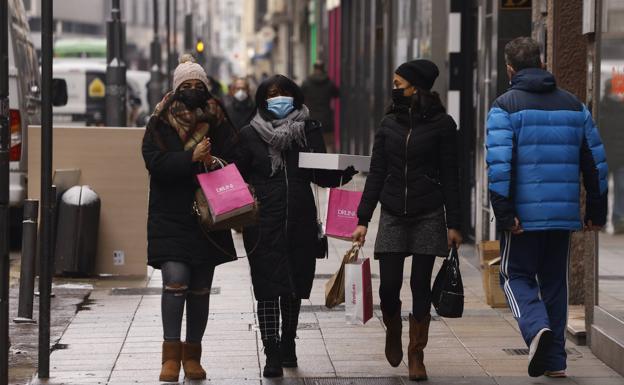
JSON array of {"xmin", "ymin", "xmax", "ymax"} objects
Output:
[{"xmin": 486, "ymin": 68, "xmax": 608, "ymax": 231}]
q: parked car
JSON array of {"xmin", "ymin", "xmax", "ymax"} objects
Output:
[
  {"xmin": 7, "ymin": 0, "xmax": 66, "ymax": 243},
  {"xmin": 7, "ymin": 0, "xmax": 42, "ymax": 233}
]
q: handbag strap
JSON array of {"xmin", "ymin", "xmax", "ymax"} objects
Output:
[
  {"xmin": 345, "ymin": 242, "xmax": 361, "ymax": 262},
  {"xmin": 448, "ymin": 247, "xmax": 459, "ymax": 264},
  {"xmin": 202, "ymin": 156, "xmax": 227, "ymax": 172},
  {"xmin": 311, "ymin": 169, "xmax": 324, "ymax": 227},
  {"xmin": 338, "ymin": 174, "xmax": 360, "ymax": 191},
  {"xmin": 199, "ymin": 225, "xmax": 260, "ymax": 260}
]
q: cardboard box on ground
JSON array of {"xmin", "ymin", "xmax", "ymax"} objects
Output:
[{"xmin": 478, "ymin": 240, "xmax": 508, "ymax": 308}]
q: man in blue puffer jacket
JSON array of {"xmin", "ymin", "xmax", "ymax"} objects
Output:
[{"xmin": 486, "ymin": 37, "xmax": 608, "ymax": 378}]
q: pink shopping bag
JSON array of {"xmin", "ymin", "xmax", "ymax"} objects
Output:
[
  {"xmin": 196, "ymin": 164, "xmax": 255, "ymax": 223},
  {"xmin": 345, "ymin": 257, "xmax": 373, "ymax": 325},
  {"xmin": 325, "ymin": 188, "xmax": 363, "ymax": 240}
]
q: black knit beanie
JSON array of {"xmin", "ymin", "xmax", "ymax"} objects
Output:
[{"xmin": 395, "ymin": 59, "xmax": 439, "ymax": 91}]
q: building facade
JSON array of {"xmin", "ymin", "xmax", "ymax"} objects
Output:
[{"xmin": 258, "ymin": 0, "xmax": 624, "ymax": 376}]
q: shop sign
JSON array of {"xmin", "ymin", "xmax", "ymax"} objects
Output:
[{"xmin": 612, "ymin": 68, "xmax": 624, "ymax": 96}]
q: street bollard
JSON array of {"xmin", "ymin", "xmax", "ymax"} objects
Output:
[{"xmin": 14, "ymin": 200, "xmax": 39, "ymax": 324}]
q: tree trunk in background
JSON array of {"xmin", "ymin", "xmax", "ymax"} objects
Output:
[{"xmin": 546, "ymin": 0, "xmax": 589, "ymax": 305}]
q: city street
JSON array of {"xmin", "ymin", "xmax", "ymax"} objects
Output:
[
  {"xmin": 2, "ymin": 0, "xmax": 624, "ymax": 384},
  {"xmin": 28, "ymin": 191, "xmax": 623, "ymax": 385}
]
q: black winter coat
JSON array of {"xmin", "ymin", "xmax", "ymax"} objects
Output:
[
  {"xmin": 142, "ymin": 116, "xmax": 237, "ymax": 269},
  {"xmin": 235, "ymin": 119, "xmax": 351, "ymax": 300},
  {"xmin": 357, "ymin": 108, "xmax": 461, "ymax": 229},
  {"xmin": 301, "ymin": 74, "xmax": 339, "ymax": 133},
  {"xmin": 223, "ymin": 95, "xmax": 256, "ymax": 130}
]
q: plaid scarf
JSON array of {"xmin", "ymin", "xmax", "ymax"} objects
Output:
[{"xmin": 153, "ymin": 92, "xmax": 225, "ymax": 150}]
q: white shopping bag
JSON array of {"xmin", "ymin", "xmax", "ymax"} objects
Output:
[{"xmin": 344, "ymin": 257, "xmax": 373, "ymax": 325}]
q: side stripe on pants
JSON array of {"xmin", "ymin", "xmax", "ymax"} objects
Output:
[{"xmin": 500, "ymin": 232, "xmax": 522, "ymax": 317}]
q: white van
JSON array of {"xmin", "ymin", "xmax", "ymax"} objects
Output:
[
  {"xmin": 52, "ymin": 59, "xmax": 107, "ymax": 126},
  {"xmin": 53, "ymin": 59, "xmax": 151, "ymax": 127},
  {"xmin": 7, "ymin": 0, "xmax": 41, "ymax": 228}
]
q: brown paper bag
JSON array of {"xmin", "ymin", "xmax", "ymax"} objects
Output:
[{"xmin": 325, "ymin": 243, "xmax": 360, "ymax": 308}]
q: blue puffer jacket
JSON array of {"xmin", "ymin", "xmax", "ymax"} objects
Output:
[{"xmin": 486, "ymin": 68, "xmax": 608, "ymax": 231}]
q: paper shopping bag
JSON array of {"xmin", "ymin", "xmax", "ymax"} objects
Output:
[
  {"xmin": 325, "ymin": 244, "xmax": 360, "ymax": 308},
  {"xmin": 325, "ymin": 188, "xmax": 363, "ymax": 240},
  {"xmin": 345, "ymin": 257, "xmax": 373, "ymax": 325},
  {"xmin": 196, "ymin": 164, "xmax": 255, "ymax": 224}
]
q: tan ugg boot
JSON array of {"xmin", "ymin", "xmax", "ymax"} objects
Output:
[
  {"xmin": 182, "ymin": 342, "xmax": 207, "ymax": 380},
  {"xmin": 159, "ymin": 341, "xmax": 182, "ymax": 382},
  {"xmin": 382, "ymin": 304, "xmax": 403, "ymax": 367},
  {"xmin": 408, "ymin": 314, "xmax": 431, "ymax": 381}
]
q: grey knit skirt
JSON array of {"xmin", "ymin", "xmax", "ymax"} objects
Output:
[{"xmin": 374, "ymin": 207, "xmax": 448, "ymax": 257}]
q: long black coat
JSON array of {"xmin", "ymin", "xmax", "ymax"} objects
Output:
[
  {"xmin": 235, "ymin": 119, "xmax": 350, "ymax": 300},
  {"xmin": 301, "ymin": 74, "xmax": 339, "ymax": 133},
  {"xmin": 357, "ymin": 107, "xmax": 461, "ymax": 229},
  {"xmin": 142, "ymin": 116, "xmax": 237, "ymax": 269}
]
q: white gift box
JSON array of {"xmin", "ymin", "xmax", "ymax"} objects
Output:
[{"xmin": 298, "ymin": 153, "xmax": 371, "ymax": 172}]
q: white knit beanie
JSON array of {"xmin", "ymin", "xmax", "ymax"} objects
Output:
[{"xmin": 172, "ymin": 54, "xmax": 210, "ymax": 91}]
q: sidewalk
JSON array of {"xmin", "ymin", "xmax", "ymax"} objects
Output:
[
  {"xmin": 8, "ymin": 253, "xmax": 93, "ymax": 385},
  {"xmin": 30, "ymin": 195, "xmax": 624, "ymax": 385}
]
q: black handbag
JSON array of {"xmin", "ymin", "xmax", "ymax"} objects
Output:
[{"xmin": 432, "ymin": 247, "xmax": 464, "ymax": 318}]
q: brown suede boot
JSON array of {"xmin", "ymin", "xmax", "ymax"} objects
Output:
[
  {"xmin": 182, "ymin": 342, "xmax": 207, "ymax": 380},
  {"xmin": 159, "ymin": 341, "xmax": 182, "ymax": 382},
  {"xmin": 408, "ymin": 314, "xmax": 431, "ymax": 381},
  {"xmin": 382, "ymin": 304, "xmax": 403, "ymax": 367}
]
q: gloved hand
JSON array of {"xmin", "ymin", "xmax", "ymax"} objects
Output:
[{"xmin": 343, "ymin": 166, "xmax": 358, "ymax": 178}]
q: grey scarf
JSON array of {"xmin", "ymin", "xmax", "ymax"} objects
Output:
[{"xmin": 250, "ymin": 105, "xmax": 310, "ymax": 176}]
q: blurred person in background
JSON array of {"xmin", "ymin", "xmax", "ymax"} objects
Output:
[
  {"xmin": 301, "ymin": 61, "xmax": 340, "ymax": 152},
  {"xmin": 207, "ymin": 75, "xmax": 225, "ymax": 100},
  {"xmin": 600, "ymin": 79, "xmax": 624, "ymax": 233},
  {"xmin": 224, "ymin": 77, "xmax": 256, "ymax": 130}
]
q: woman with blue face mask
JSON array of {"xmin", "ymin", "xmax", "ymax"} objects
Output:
[{"xmin": 234, "ymin": 75, "xmax": 356, "ymax": 378}]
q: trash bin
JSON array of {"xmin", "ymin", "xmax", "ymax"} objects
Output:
[{"xmin": 54, "ymin": 185, "xmax": 101, "ymax": 276}]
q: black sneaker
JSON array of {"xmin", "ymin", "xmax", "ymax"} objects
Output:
[
  {"xmin": 280, "ymin": 337, "xmax": 298, "ymax": 368},
  {"xmin": 262, "ymin": 339, "xmax": 283, "ymax": 378},
  {"xmin": 528, "ymin": 328, "xmax": 553, "ymax": 377}
]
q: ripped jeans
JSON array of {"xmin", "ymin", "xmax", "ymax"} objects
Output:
[{"xmin": 161, "ymin": 261, "xmax": 215, "ymax": 343}]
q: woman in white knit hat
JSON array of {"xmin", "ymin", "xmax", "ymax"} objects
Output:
[{"xmin": 142, "ymin": 54, "xmax": 237, "ymax": 382}]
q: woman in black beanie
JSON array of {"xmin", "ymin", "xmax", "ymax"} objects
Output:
[{"xmin": 352, "ymin": 59, "xmax": 462, "ymax": 381}]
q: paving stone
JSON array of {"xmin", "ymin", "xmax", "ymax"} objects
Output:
[
  {"xmin": 404, "ymin": 377, "xmax": 496, "ymax": 385},
  {"xmin": 30, "ymin": 234, "xmax": 623, "ymax": 385},
  {"xmin": 569, "ymin": 378, "xmax": 624, "ymax": 385},
  {"xmin": 492, "ymin": 376, "xmax": 578, "ymax": 385}
]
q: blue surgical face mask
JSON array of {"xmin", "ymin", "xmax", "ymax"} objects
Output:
[{"xmin": 267, "ymin": 96, "xmax": 295, "ymax": 119}]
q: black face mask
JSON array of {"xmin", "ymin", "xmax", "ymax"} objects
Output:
[
  {"xmin": 392, "ymin": 88, "xmax": 412, "ymax": 106},
  {"xmin": 177, "ymin": 89, "xmax": 209, "ymax": 110}
]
